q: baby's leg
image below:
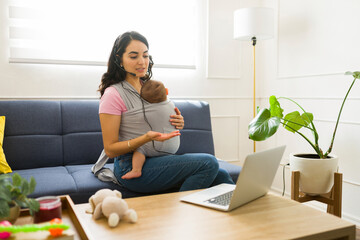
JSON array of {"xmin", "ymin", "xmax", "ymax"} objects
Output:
[{"xmin": 121, "ymin": 151, "xmax": 146, "ymax": 179}]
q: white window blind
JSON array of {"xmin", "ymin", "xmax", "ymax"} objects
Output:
[{"xmin": 8, "ymin": 0, "xmax": 197, "ymax": 68}]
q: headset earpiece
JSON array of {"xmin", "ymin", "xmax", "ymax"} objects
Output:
[
  {"xmin": 113, "ymin": 45, "xmax": 123, "ymax": 69},
  {"xmin": 149, "ymin": 55, "xmax": 154, "ymax": 67}
]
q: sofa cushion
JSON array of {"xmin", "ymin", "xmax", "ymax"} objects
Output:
[
  {"xmin": 176, "ymin": 129, "xmax": 214, "ymax": 155},
  {"xmin": 5, "ymin": 135, "xmax": 63, "ymax": 170},
  {"xmin": 61, "ymin": 101, "xmax": 100, "ymax": 134},
  {"xmin": 0, "ymin": 101, "xmax": 62, "ymax": 136},
  {"xmin": 174, "ymin": 100, "xmax": 213, "ymax": 130},
  {"xmin": 65, "ymin": 164, "xmax": 148, "ymax": 203},
  {"xmin": 63, "ymin": 133, "xmax": 103, "ymax": 165},
  {"xmin": 65, "ymin": 164, "xmax": 118, "ymax": 193},
  {"xmin": 0, "ymin": 101, "xmax": 63, "ymax": 170},
  {"xmin": 13, "ymin": 167, "xmax": 77, "ymax": 198},
  {"xmin": 61, "ymin": 101, "xmax": 104, "ymax": 165},
  {"xmin": 174, "ymin": 100, "xmax": 214, "ymax": 155}
]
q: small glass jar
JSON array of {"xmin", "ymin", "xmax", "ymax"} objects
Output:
[{"xmin": 33, "ymin": 196, "xmax": 62, "ymax": 223}]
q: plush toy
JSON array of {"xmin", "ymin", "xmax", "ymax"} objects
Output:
[
  {"xmin": 87, "ymin": 189, "xmax": 137, "ymax": 227},
  {"xmin": 87, "ymin": 188, "xmax": 123, "ymax": 214}
]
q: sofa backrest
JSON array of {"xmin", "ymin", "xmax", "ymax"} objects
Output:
[
  {"xmin": 0, "ymin": 100, "xmax": 214, "ymax": 170},
  {"xmin": 174, "ymin": 100, "xmax": 214, "ymax": 155}
]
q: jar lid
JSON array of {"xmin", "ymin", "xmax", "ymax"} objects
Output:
[{"xmin": 35, "ymin": 196, "xmax": 61, "ymax": 209}]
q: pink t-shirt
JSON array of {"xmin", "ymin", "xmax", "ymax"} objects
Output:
[{"xmin": 99, "ymin": 86, "xmax": 127, "ymax": 115}]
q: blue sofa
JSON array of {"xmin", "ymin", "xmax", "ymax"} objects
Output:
[{"xmin": 0, "ymin": 100, "xmax": 241, "ymax": 204}]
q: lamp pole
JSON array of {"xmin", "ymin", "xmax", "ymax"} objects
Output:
[
  {"xmin": 252, "ymin": 37, "xmax": 257, "ymax": 153},
  {"xmin": 233, "ymin": 7, "xmax": 274, "ymax": 154}
]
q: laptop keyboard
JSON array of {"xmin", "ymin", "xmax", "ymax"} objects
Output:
[{"xmin": 204, "ymin": 191, "xmax": 234, "ymax": 206}]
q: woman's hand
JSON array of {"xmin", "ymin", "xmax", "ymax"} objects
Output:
[
  {"xmin": 146, "ymin": 130, "xmax": 181, "ymax": 142},
  {"xmin": 170, "ymin": 107, "xmax": 185, "ymax": 130}
]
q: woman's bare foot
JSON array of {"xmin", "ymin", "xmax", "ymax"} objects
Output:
[{"xmin": 121, "ymin": 170, "xmax": 142, "ymax": 179}]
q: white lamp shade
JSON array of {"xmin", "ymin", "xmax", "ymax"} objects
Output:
[{"xmin": 234, "ymin": 7, "xmax": 274, "ymax": 41}]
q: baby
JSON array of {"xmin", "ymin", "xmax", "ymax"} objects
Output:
[{"xmin": 121, "ymin": 80, "xmax": 180, "ymax": 179}]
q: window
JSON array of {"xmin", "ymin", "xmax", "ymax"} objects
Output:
[{"xmin": 8, "ymin": 0, "xmax": 197, "ymax": 68}]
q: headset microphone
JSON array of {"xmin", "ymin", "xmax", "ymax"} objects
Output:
[
  {"xmin": 124, "ymin": 70, "xmax": 137, "ymax": 77},
  {"xmin": 119, "ymin": 64, "xmax": 137, "ymax": 77},
  {"xmin": 118, "ymin": 62, "xmax": 137, "ymax": 77},
  {"xmin": 113, "ymin": 52, "xmax": 137, "ymax": 77}
]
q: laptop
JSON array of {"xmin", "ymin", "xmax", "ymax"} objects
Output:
[{"xmin": 180, "ymin": 145, "xmax": 286, "ymax": 211}]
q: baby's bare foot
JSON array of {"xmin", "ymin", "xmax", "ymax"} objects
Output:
[{"xmin": 121, "ymin": 170, "xmax": 142, "ymax": 179}]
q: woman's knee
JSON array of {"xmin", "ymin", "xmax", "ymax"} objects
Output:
[{"xmin": 197, "ymin": 153, "xmax": 219, "ymax": 172}]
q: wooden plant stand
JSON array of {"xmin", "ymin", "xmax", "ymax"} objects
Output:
[{"xmin": 291, "ymin": 171, "xmax": 342, "ymax": 217}]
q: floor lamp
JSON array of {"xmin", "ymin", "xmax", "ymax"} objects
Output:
[{"xmin": 233, "ymin": 7, "xmax": 274, "ymax": 152}]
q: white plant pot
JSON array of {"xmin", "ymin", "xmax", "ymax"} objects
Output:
[{"xmin": 290, "ymin": 153, "xmax": 339, "ymax": 196}]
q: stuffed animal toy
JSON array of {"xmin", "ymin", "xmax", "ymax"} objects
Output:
[
  {"xmin": 86, "ymin": 189, "xmax": 137, "ymax": 227},
  {"xmin": 87, "ymin": 188, "xmax": 122, "ymax": 214}
]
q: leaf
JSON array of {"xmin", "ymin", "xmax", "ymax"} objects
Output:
[
  {"xmin": 28, "ymin": 199, "xmax": 40, "ymax": 215},
  {"xmin": 248, "ymin": 108, "xmax": 281, "ymax": 141},
  {"xmin": 0, "ymin": 185, "xmax": 12, "ymax": 202},
  {"xmin": 0, "ymin": 199, "xmax": 10, "ymax": 218},
  {"xmin": 21, "ymin": 179, "xmax": 30, "ymax": 196},
  {"xmin": 269, "ymin": 96, "xmax": 284, "ymax": 118},
  {"xmin": 10, "ymin": 187, "xmax": 21, "ymax": 197},
  {"xmin": 353, "ymin": 71, "xmax": 360, "ymax": 79},
  {"xmin": 345, "ymin": 71, "xmax": 360, "ymax": 79},
  {"xmin": 29, "ymin": 177, "xmax": 36, "ymax": 194},
  {"xmin": 302, "ymin": 112, "xmax": 314, "ymax": 124},
  {"xmin": 14, "ymin": 199, "xmax": 27, "ymax": 208},
  {"xmin": 283, "ymin": 111, "xmax": 313, "ymax": 133},
  {"xmin": 12, "ymin": 173, "xmax": 21, "ymax": 186},
  {"xmin": 0, "ymin": 174, "xmax": 11, "ymax": 182}
]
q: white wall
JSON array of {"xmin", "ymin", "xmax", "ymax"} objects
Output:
[{"xmin": 258, "ymin": 0, "xmax": 360, "ymax": 226}]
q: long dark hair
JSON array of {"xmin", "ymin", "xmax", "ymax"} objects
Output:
[{"xmin": 98, "ymin": 31, "xmax": 154, "ymax": 97}]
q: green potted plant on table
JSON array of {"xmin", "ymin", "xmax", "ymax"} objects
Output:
[
  {"xmin": 248, "ymin": 71, "xmax": 360, "ymax": 195},
  {"xmin": 0, "ymin": 173, "xmax": 39, "ymax": 223}
]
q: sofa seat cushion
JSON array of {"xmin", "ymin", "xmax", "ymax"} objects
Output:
[
  {"xmin": 65, "ymin": 164, "xmax": 119, "ymax": 193},
  {"xmin": 65, "ymin": 164, "xmax": 149, "ymax": 203},
  {"xmin": 14, "ymin": 167, "xmax": 77, "ymax": 198}
]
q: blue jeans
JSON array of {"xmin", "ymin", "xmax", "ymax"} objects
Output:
[{"xmin": 113, "ymin": 153, "xmax": 234, "ymax": 193}]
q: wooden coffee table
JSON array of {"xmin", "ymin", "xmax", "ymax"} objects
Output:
[{"xmin": 73, "ymin": 191, "xmax": 355, "ymax": 240}]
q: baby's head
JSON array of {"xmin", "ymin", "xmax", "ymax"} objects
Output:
[{"xmin": 141, "ymin": 80, "xmax": 167, "ymax": 103}]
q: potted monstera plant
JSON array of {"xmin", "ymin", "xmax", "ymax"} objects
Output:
[
  {"xmin": 248, "ymin": 71, "xmax": 360, "ymax": 195},
  {"xmin": 0, "ymin": 173, "xmax": 39, "ymax": 223}
]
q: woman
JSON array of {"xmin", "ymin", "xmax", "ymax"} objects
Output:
[{"xmin": 98, "ymin": 31, "xmax": 234, "ymax": 193}]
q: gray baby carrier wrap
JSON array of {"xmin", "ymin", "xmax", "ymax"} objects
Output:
[{"xmin": 92, "ymin": 81, "xmax": 180, "ymax": 184}]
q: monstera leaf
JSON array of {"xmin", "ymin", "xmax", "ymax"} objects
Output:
[
  {"xmin": 269, "ymin": 95, "xmax": 284, "ymax": 118},
  {"xmin": 248, "ymin": 108, "xmax": 281, "ymax": 141},
  {"xmin": 283, "ymin": 111, "xmax": 313, "ymax": 133}
]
